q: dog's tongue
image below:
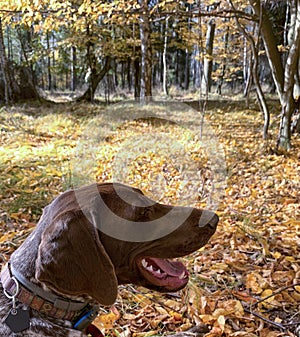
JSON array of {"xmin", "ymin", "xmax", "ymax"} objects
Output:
[
  {"xmin": 138, "ymin": 257, "xmax": 189, "ymax": 290},
  {"xmin": 147, "ymin": 257, "xmax": 186, "ymax": 277}
]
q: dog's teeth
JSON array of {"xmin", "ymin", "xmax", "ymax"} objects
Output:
[
  {"xmin": 148, "ymin": 265, "xmax": 154, "ymax": 272},
  {"xmin": 156, "ymin": 269, "xmax": 162, "ymax": 274},
  {"xmin": 141, "ymin": 259, "xmax": 148, "ymax": 268},
  {"xmin": 179, "ymin": 272, "xmax": 186, "ymax": 279}
]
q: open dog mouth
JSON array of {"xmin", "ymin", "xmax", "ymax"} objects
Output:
[{"xmin": 136, "ymin": 257, "xmax": 189, "ymax": 291}]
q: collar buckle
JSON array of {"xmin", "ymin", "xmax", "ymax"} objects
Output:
[{"xmin": 73, "ymin": 304, "xmax": 99, "ymax": 331}]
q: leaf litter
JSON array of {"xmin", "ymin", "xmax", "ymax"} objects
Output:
[{"xmin": 0, "ymin": 100, "xmax": 299, "ymax": 337}]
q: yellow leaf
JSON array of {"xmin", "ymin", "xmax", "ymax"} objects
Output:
[
  {"xmin": 245, "ymin": 272, "xmax": 267, "ymax": 294},
  {"xmin": 261, "ymin": 289, "xmax": 274, "ymax": 304},
  {"xmin": 261, "ymin": 289, "xmax": 273, "ymax": 298},
  {"xmin": 0, "ymin": 232, "xmax": 17, "ymax": 243},
  {"xmin": 94, "ymin": 308, "xmax": 120, "ymax": 330},
  {"xmin": 169, "ymin": 311, "xmax": 182, "ymax": 321},
  {"xmin": 199, "ymin": 314, "xmax": 214, "ymax": 324},
  {"xmin": 134, "ymin": 294, "xmax": 152, "ymax": 306},
  {"xmin": 271, "ymin": 251, "xmax": 281, "ymax": 259}
]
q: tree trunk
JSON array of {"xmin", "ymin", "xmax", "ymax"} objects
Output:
[
  {"xmin": 0, "ymin": 21, "xmax": 39, "ymax": 103},
  {"xmin": 201, "ymin": 19, "xmax": 215, "ymax": 93},
  {"xmin": 127, "ymin": 57, "xmax": 132, "ymax": 91},
  {"xmin": 294, "ymin": 61, "xmax": 300, "ymax": 98},
  {"xmin": 244, "ymin": 51, "xmax": 253, "ymax": 108},
  {"xmin": 132, "ymin": 23, "xmax": 140, "ymax": 98},
  {"xmin": 6, "ymin": 25, "xmax": 12, "ymax": 61},
  {"xmin": 71, "ymin": 46, "xmax": 77, "ymax": 91},
  {"xmin": 292, "ymin": 96, "xmax": 300, "ymax": 133},
  {"xmin": 216, "ymin": 23, "xmax": 229, "ymax": 95},
  {"xmin": 17, "ymin": 26, "xmax": 40, "ymax": 99},
  {"xmin": 121, "ymin": 62, "xmax": 125, "ymax": 89},
  {"xmin": 249, "ymin": 0, "xmax": 300, "ymax": 150},
  {"xmin": 249, "ymin": 0, "xmax": 284, "ymax": 99},
  {"xmin": 78, "ymin": 56, "xmax": 111, "ymax": 102},
  {"xmin": 229, "ymin": 0, "xmax": 270, "ymax": 139},
  {"xmin": 277, "ymin": 0, "xmax": 300, "ymax": 150},
  {"xmin": 249, "ymin": 44, "xmax": 270, "ymax": 140},
  {"xmin": 162, "ymin": 16, "xmax": 169, "ymax": 96},
  {"xmin": 134, "ymin": 58, "xmax": 140, "ymax": 98},
  {"xmin": 52, "ymin": 46, "xmax": 57, "ymax": 90},
  {"xmin": 113, "ymin": 60, "xmax": 118, "ymax": 89},
  {"xmin": 175, "ymin": 49, "xmax": 179, "ymax": 86},
  {"xmin": 139, "ymin": 0, "xmax": 152, "ymax": 100},
  {"xmin": 184, "ymin": 49, "xmax": 190, "ymax": 91},
  {"xmin": 0, "ymin": 18, "xmax": 13, "ymax": 103},
  {"xmin": 277, "ymin": 94, "xmax": 295, "ymax": 150},
  {"xmin": 46, "ymin": 33, "xmax": 52, "ymax": 91}
]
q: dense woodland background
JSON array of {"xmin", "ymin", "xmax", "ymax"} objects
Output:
[
  {"xmin": 0, "ymin": 0, "xmax": 300, "ymax": 150},
  {"xmin": 0, "ymin": 1, "xmax": 300, "ymax": 337}
]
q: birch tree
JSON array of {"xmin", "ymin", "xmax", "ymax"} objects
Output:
[{"xmin": 249, "ymin": 0, "xmax": 300, "ymax": 150}]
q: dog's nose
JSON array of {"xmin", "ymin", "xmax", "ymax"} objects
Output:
[{"xmin": 199, "ymin": 211, "xmax": 219, "ymax": 229}]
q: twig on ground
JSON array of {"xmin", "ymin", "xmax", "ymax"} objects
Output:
[
  {"xmin": 244, "ymin": 307, "xmax": 286, "ymax": 331},
  {"xmin": 162, "ymin": 325, "xmax": 210, "ymax": 337},
  {"xmin": 251, "ymin": 282, "xmax": 300, "ymax": 307}
]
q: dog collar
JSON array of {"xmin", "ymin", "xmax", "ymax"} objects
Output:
[{"xmin": 0, "ymin": 262, "xmax": 99, "ymax": 331}]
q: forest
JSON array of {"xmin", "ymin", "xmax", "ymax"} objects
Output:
[
  {"xmin": 0, "ymin": 0, "xmax": 299, "ymax": 149},
  {"xmin": 0, "ymin": 1, "xmax": 300, "ymax": 337}
]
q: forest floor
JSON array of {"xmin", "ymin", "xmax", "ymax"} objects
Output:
[{"xmin": 0, "ymin": 96, "xmax": 299, "ymax": 337}]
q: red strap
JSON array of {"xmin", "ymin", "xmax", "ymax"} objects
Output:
[{"xmin": 86, "ymin": 324, "xmax": 104, "ymax": 337}]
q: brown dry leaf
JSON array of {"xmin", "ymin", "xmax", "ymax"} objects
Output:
[
  {"xmin": 271, "ymin": 270, "xmax": 294, "ymax": 285},
  {"xmin": 222, "ymin": 300, "xmax": 244, "ymax": 316},
  {"xmin": 169, "ymin": 311, "xmax": 183, "ymax": 322},
  {"xmin": 199, "ymin": 314, "xmax": 215, "ymax": 325},
  {"xmin": 245, "ymin": 272, "xmax": 268, "ymax": 294},
  {"xmin": 232, "ymin": 290, "xmax": 256, "ymax": 304},
  {"xmin": 205, "ymin": 325, "xmax": 224, "ymax": 337},
  {"xmin": 231, "ymin": 333, "xmax": 258, "ymax": 337},
  {"xmin": 154, "ymin": 306, "xmax": 168, "ymax": 316},
  {"xmin": 164, "ymin": 299, "xmax": 182, "ymax": 311}
]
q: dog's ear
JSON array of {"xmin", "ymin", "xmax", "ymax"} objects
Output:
[{"xmin": 35, "ymin": 211, "xmax": 118, "ymax": 306}]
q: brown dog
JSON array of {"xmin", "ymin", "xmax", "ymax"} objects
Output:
[{"xmin": 0, "ymin": 183, "xmax": 218, "ymax": 336}]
